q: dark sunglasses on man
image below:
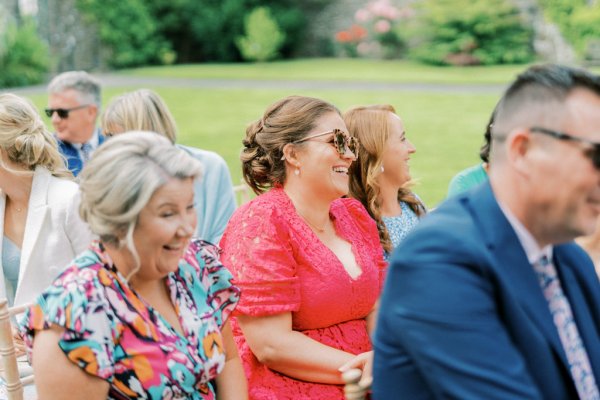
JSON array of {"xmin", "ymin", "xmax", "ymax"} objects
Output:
[
  {"xmin": 293, "ymin": 129, "xmax": 360, "ymax": 158},
  {"xmin": 44, "ymin": 104, "xmax": 90, "ymax": 119},
  {"xmin": 530, "ymin": 126, "xmax": 600, "ymax": 169}
]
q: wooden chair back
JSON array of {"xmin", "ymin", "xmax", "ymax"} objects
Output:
[
  {"xmin": 233, "ymin": 180, "xmax": 252, "ymax": 206},
  {"xmin": 0, "ymin": 300, "xmax": 34, "ymax": 400}
]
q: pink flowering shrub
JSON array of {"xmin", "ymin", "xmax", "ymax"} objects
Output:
[{"xmin": 335, "ymin": 0, "xmax": 413, "ymax": 59}]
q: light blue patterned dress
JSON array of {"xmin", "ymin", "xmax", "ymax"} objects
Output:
[{"xmin": 382, "ymin": 201, "xmax": 421, "ymax": 259}]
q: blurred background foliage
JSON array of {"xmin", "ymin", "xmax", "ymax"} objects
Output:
[{"xmin": 0, "ymin": 0, "xmax": 599, "ymax": 88}]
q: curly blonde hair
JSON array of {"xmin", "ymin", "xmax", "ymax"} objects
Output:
[{"xmin": 0, "ymin": 93, "xmax": 71, "ymax": 179}]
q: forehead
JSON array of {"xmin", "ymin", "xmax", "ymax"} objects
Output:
[
  {"xmin": 48, "ymin": 89, "xmax": 83, "ymax": 106},
  {"xmin": 147, "ymin": 178, "xmax": 194, "ymax": 206},
  {"xmin": 311, "ymin": 111, "xmax": 346, "ymax": 133},
  {"xmin": 564, "ymin": 88, "xmax": 600, "ymax": 141}
]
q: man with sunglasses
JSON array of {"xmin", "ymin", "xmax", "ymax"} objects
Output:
[
  {"xmin": 47, "ymin": 71, "xmax": 105, "ymax": 176},
  {"xmin": 374, "ymin": 64, "xmax": 600, "ymax": 400}
]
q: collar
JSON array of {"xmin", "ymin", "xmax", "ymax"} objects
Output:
[
  {"xmin": 73, "ymin": 128, "xmax": 100, "ymax": 150},
  {"xmin": 497, "ymin": 199, "xmax": 553, "ymax": 264}
]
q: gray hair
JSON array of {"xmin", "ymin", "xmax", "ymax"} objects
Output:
[
  {"xmin": 48, "ymin": 71, "xmax": 101, "ymax": 107},
  {"xmin": 78, "ymin": 131, "xmax": 203, "ymax": 279}
]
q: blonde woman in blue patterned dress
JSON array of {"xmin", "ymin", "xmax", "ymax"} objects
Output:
[{"xmin": 345, "ymin": 105, "xmax": 426, "ymax": 259}]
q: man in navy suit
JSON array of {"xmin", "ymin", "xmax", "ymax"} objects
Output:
[
  {"xmin": 46, "ymin": 71, "xmax": 105, "ymax": 176},
  {"xmin": 373, "ymin": 64, "xmax": 600, "ymax": 399}
]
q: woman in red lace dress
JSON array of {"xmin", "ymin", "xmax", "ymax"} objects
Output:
[{"xmin": 220, "ymin": 95, "xmax": 387, "ymax": 399}]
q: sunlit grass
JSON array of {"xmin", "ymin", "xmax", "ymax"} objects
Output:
[{"xmin": 28, "ymin": 58, "xmax": 586, "ymax": 205}]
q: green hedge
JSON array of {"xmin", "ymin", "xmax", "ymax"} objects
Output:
[
  {"xmin": 0, "ymin": 19, "xmax": 49, "ymax": 88},
  {"xmin": 408, "ymin": 0, "xmax": 533, "ymax": 66}
]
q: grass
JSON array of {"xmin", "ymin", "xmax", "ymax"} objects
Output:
[
  {"xmin": 121, "ymin": 58, "xmax": 532, "ymax": 85},
  {"xmin": 23, "ymin": 58, "xmax": 528, "ymax": 206}
]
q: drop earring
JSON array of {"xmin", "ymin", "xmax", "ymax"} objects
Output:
[
  {"xmin": 380, "ymin": 165, "xmax": 385, "ymax": 173},
  {"xmin": 294, "ymin": 168, "xmax": 300, "ymax": 176}
]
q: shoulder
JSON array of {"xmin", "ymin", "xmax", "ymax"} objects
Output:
[
  {"xmin": 36, "ymin": 243, "xmax": 111, "ymax": 312},
  {"xmin": 447, "ymin": 164, "xmax": 488, "ymax": 197},
  {"xmin": 396, "ymin": 195, "xmax": 485, "ymax": 263},
  {"xmin": 333, "ymin": 197, "xmax": 371, "ymax": 220},
  {"xmin": 48, "ymin": 181, "xmax": 79, "ymax": 214},
  {"xmin": 231, "ymin": 189, "xmax": 286, "ymax": 221},
  {"xmin": 185, "ymin": 239, "xmax": 222, "ymax": 268},
  {"xmin": 332, "ymin": 197, "xmax": 379, "ymax": 238},
  {"xmin": 33, "ymin": 168, "xmax": 78, "ymax": 205},
  {"xmin": 221, "ymin": 189, "xmax": 292, "ymax": 249},
  {"xmin": 177, "ymin": 144, "xmax": 228, "ymax": 168}
]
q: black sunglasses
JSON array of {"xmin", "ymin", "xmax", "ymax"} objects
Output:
[
  {"xmin": 530, "ymin": 126, "xmax": 600, "ymax": 169},
  {"xmin": 44, "ymin": 104, "xmax": 90, "ymax": 119},
  {"xmin": 293, "ymin": 129, "xmax": 359, "ymax": 157}
]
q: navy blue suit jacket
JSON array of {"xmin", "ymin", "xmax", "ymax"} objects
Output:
[
  {"xmin": 56, "ymin": 131, "xmax": 105, "ymax": 176},
  {"xmin": 373, "ymin": 182, "xmax": 600, "ymax": 399}
]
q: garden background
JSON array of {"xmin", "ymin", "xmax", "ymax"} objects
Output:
[{"xmin": 2, "ymin": 0, "xmax": 600, "ymax": 206}]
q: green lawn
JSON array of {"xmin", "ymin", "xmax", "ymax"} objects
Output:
[
  {"xmin": 122, "ymin": 58, "xmax": 531, "ymax": 85},
  {"xmin": 24, "ymin": 59, "xmax": 542, "ymax": 206}
]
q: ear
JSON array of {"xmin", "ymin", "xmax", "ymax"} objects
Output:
[
  {"xmin": 88, "ymin": 104, "xmax": 99, "ymax": 121},
  {"xmin": 282, "ymin": 143, "xmax": 302, "ymax": 168},
  {"xmin": 505, "ymin": 128, "xmax": 533, "ymax": 175}
]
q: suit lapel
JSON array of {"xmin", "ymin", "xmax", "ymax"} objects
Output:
[
  {"xmin": 468, "ymin": 183, "xmax": 570, "ymax": 369},
  {"xmin": 554, "ymin": 249, "xmax": 600, "ymax": 383},
  {"xmin": 17, "ymin": 168, "xmax": 49, "ymax": 293}
]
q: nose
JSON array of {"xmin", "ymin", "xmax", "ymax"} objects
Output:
[
  {"xmin": 177, "ymin": 216, "xmax": 196, "ymax": 237},
  {"xmin": 342, "ymin": 145, "xmax": 357, "ymax": 161},
  {"xmin": 51, "ymin": 112, "xmax": 62, "ymax": 125},
  {"xmin": 407, "ymin": 139, "xmax": 416, "ymax": 154}
]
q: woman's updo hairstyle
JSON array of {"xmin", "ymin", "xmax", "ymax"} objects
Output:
[
  {"xmin": 241, "ymin": 95, "xmax": 339, "ymax": 194},
  {"xmin": 0, "ymin": 93, "xmax": 71, "ymax": 178},
  {"xmin": 78, "ymin": 131, "xmax": 202, "ymax": 277}
]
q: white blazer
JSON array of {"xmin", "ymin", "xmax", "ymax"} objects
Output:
[{"xmin": 0, "ymin": 167, "xmax": 95, "ymax": 306}]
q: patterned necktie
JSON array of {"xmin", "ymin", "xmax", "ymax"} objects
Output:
[
  {"xmin": 81, "ymin": 142, "xmax": 92, "ymax": 163},
  {"xmin": 533, "ymin": 255, "xmax": 600, "ymax": 400}
]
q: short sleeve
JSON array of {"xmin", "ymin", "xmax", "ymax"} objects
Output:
[
  {"xmin": 219, "ymin": 200, "xmax": 300, "ymax": 316},
  {"xmin": 339, "ymin": 198, "xmax": 388, "ymax": 290},
  {"xmin": 185, "ymin": 240, "xmax": 241, "ymax": 327},
  {"xmin": 19, "ymin": 263, "xmax": 117, "ymax": 381}
]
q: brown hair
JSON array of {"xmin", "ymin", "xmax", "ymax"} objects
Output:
[
  {"xmin": 241, "ymin": 95, "xmax": 339, "ymax": 194},
  {"xmin": 345, "ymin": 104, "xmax": 425, "ymax": 253}
]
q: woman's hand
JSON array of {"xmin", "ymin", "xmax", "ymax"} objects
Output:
[
  {"xmin": 12, "ymin": 325, "xmax": 25, "ymax": 357},
  {"xmin": 338, "ymin": 351, "xmax": 373, "ymax": 388}
]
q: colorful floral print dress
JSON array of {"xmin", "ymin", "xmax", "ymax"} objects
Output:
[{"xmin": 19, "ymin": 239, "xmax": 240, "ymax": 399}]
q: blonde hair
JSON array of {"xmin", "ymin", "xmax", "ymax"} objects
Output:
[
  {"xmin": 101, "ymin": 89, "xmax": 177, "ymax": 143},
  {"xmin": 78, "ymin": 131, "xmax": 202, "ymax": 279},
  {"xmin": 242, "ymin": 95, "xmax": 339, "ymax": 194},
  {"xmin": 345, "ymin": 104, "xmax": 425, "ymax": 253},
  {"xmin": 0, "ymin": 93, "xmax": 72, "ymax": 179}
]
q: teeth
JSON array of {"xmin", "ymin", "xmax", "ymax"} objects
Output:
[{"xmin": 333, "ymin": 167, "xmax": 348, "ymax": 174}]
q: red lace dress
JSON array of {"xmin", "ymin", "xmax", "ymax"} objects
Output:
[{"xmin": 220, "ymin": 188, "xmax": 387, "ymax": 399}]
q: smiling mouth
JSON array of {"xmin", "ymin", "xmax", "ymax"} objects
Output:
[
  {"xmin": 333, "ymin": 166, "xmax": 349, "ymax": 175},
  {"xmin": 163, "ymin": 244, "xmax": 183, "ymax": 252}
]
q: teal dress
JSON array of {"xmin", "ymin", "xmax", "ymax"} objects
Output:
[{"xmin": 447, "ymin": 164, "xmax": 488, "ymax": 197}]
